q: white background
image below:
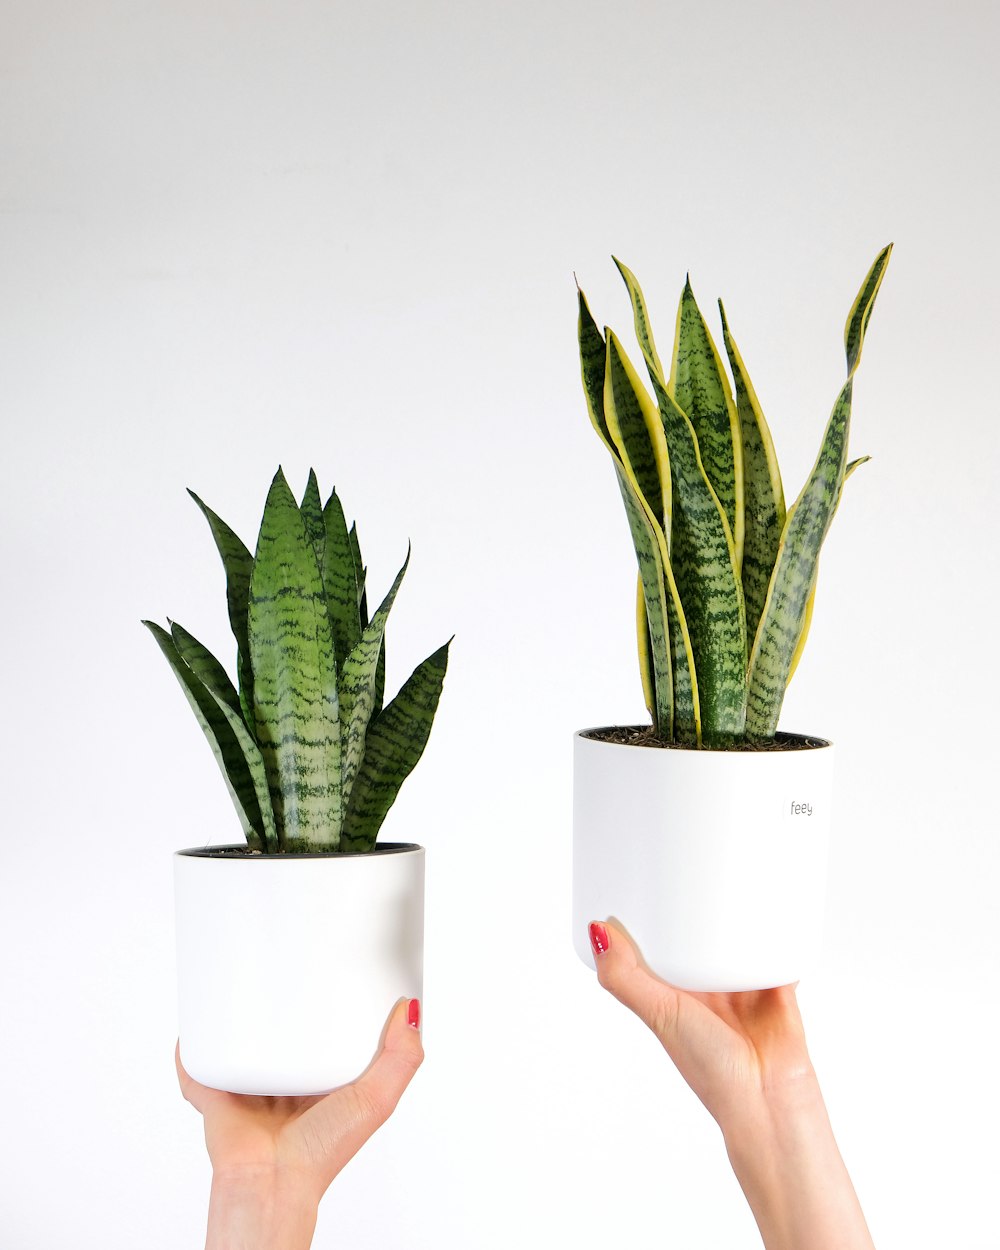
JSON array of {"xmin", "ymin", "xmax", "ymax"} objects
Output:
[{"xmin": 2, "ymin": 2, "xmax": 998, "ymax": 1246}]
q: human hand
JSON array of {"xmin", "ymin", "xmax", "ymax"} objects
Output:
[
  {"xmin": 177, "ymin": 997, "xmax": 423, "ymax": 1250},
  {"xmin": 587, "ymin": 918, "xmax": 814, "ymax": 1134},
  {"xmin": 588, "ymin": 920, "xmax": 874, "ymax": 1250}
]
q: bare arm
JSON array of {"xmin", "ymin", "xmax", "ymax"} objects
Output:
[{"xmin": 589, "ymin": 921, "xmax": 874, "ymax": 1250}]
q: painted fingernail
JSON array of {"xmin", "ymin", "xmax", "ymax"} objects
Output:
[
  {"xmin": 589, "ymin": 922, "xmax": 610, "ymax": 956},
  {"xmin": 407, "ymin": 998, "xmax": 421, "ymax": 1029}
]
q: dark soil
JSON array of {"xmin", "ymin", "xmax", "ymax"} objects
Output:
[
  {"xmin": 177, "ymin": 842, "xmax": 418, "ymax": 859},
  {"xmin": 582, "ymin": 725, "xmax": 829, "ymax": 751}
]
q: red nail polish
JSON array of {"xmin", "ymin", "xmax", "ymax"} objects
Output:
[
  {"xmin": 589, "ymin": 922, "xmax": 610, "ymax": 956},
  {"xmin": 407, "ymin": 998, "xmax": 421, "ymax": 1029}
]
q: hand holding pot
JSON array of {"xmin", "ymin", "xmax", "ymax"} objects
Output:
[
  {"xmin": 588, "ymin": 920, "xmax": 875, "ymax": 1250},
  {"xmin": 177, "ymin": 997, "xmax": 423, "ymax": 1250}
]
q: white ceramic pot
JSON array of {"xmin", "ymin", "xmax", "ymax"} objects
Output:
[
  {"xmin": 174, "ymin": 842, "xmax": 424, "ymax": 1096},
  {"xmin": 573, "ymin": 730, "xmax": 834, "ymax": 991}
]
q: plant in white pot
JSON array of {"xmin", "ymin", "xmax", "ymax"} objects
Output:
[
  {"xmin": 573, "ymin": 246, "xmax": 891, "ymax": 991},
  {"xmin": 145, "ymin": 467, "xmax": 450, "ymax": 1095}
]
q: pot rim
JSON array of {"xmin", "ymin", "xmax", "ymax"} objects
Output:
[
  {"xmin": 575, "ymin": 726, "xmax": 832, "ymax": 752},
  {"xmin": 175, "ymin": 841, "xmax": 424, "ymax": 860}
]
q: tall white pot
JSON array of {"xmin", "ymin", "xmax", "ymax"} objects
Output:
[
  {"xmin": 573, "ymin": 730, "xmax": 834, "ymax": 991},
  {"xmin": 174, "ymin": 842, "xmax": 424, "ymax": 1096}
]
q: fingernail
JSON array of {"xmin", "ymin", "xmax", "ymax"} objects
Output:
[
  {"xmin": 589, "ymin": 922, "xmax": 610, "ymax": 956},
  {"xmin": 407, "ymin": 998, "xmax": 421, "ymax": 1029}
]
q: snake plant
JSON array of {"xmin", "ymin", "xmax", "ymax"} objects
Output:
[
  {"xmin": 577, "ymin": 246, "xmax": 891, "ymax": 747},
  {"xmin": 144, "ymin": 467, "xmax": 450, "ymax": 851}
]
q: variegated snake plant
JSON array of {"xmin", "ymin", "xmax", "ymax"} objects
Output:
[{"xmin": 577, "ymin": 246, "xmax": 891, "ymax": 747}]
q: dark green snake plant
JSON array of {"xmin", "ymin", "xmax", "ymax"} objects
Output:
[
  {"xmin": 577, "ymin": 246, "xmax": 891, "ymax": 747},
  {"xmin": 144, "ymin": 468, "xmax": 450, "ymax": 851}
]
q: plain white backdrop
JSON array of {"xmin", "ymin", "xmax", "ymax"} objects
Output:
[{"xmin": 1, "ymin": 1, "xmax": 997, "ymax": 1246}]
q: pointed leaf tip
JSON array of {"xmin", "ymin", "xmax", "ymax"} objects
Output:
[{"xmin": 431, "ymin": 638, "xmax": 453, "ymax": 666}]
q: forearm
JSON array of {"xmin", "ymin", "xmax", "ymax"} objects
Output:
[
  {"xmin": 205, "ymin": 1167, "xmax": 320, "ymax": 1250},
  {"xmin": 722, "ymin": 1078, "xmax": 875, "ymax": 1250}
]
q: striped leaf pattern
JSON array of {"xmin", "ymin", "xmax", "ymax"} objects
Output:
[
  {"xmin": 578, "ymin": 246, "xmax": 889, "ymax": 745},
  {"xmin": 784, "ymin": 455, "xmax": 871, "ymax": 686},
  {"xmin": 321, "ymin": 488, "xmax": 363, "ymax": 664},
  {"xmin": 746, "ymin": 250, "xmax": 890, "ymax": 738},
  {"xmin": 612, "ymin": 260, "xmax": 673, "ymax": 533},
  {"xmin": 187, "ymin": 490, "xmax": 256, "ymax": 728},
  {"xmin": 142, "ymin": 620, "xmax": 267, "ymax": 851},
  {"xmin": 341, "ymin": 641, "xmax": 451, "ymax": 851},
  {"xmin": 147, "ymin": 467, "xmax": 449, "ymax": 849},
  {"xmin": 846, "ymin": 245, "xmax": 893, "ymax": 373},
  {"xmin": 339, "ymin": 551, "xmax": 409, "ymax": 798},
  {"xmin": 613, "ymin": 257, "xmax": 667, "ymax": 382},
  {"xmin": 605, "ymin": 332, "xmax": 670, "ymax": 527},
  {"xmin": 718, "ymin": 301, "xmax": 786, "ymax": 649},
  {"xmin": 299, "ymin": 469, "xmax": 327, "ymax": 561},
  {"xmin": 579, "ymin": 291, "xmax": 683, "ymax": 733},
  {"xmin": 168, "ymin": 621, "xmax": 279, "ymax": 852},
  {"xmin": 613, "ymin": 461, "xmax": 674, "ymax": 735},
  {"xmin": 669, "ymin": 279, "xmax": 744, "ymax": 567},
  {"xmin": 577, "ymin": 287, "xmax": 615, "ymax": 451},
  {"xmin": 249, "ymin": 469, "xmax": 342, "ymax": 849},
  {"xmin": 635, "ymin": 576, "xmax": 656, "ymax": 725},
  {"xmin": 645, "ymin": 366, "xmax": 747, "ymax": 745},
  {"xmin": 348, "ymin": 523, "xmax": 369, "ymax": 629},
  {"xmin": 603, "ymin": 339, "xmax": 702, "ymax": 740}
]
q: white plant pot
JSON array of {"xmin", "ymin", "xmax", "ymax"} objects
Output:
[
  {"xmin": 174, "ymin": 842, "xmax": 424, "ymax": 1096},
  {"xmin": 573, "ymin": 730, "xmax": 834, "ymax": 991}
]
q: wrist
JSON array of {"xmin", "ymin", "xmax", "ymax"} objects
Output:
[
  {"xmin": 721, "ymin": 1078, "xmax": 875, "ymax": 1250},
  {"xmin": 721, "ymin": 1067, "xmax": 828, "ymax": 1162},
  {"xmin": 206, "ymin": 1166, "xmax": 320, "ymax": 1250}
]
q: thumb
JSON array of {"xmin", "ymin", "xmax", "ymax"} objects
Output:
[
  {"xmin": 588, "ymin": 919, "xmax": 686, "ymax": 1047},
  {"xmin": 350, "ymin": 996, "xmax": 425, "ymax": 1128},
  {"xmin": 309, "ymin": 997, "xmax": 425, "ymax": 1168}
]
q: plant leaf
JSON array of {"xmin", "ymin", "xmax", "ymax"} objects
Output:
[
  {"xmin": 785, "ymin": 455, "xmax": 870, "ymax": 686},
  {"xmin": 612, "ymin": 462, "xmax": 675, "ymax": 736},
  {"xmin": 746, "ymin": 249, "xmax": 890, "ymax": 738},
  {"xmin": 632, "ymin": 352, "xmax": 747, "ymax": 745},
  {"xmin": 604, "ymin": 342, "xmax": 700, "ymax": 740},
  {"xmin": 143, "ymin": 620, "xmax": 266, "ymax": 851},
  {"xmin": 321, "ymin": 488, "xmax": 362, "ymax": 665},
  {"xmin": 610, "ymin": 262, "xmax": 673, "ymax": 527},
  {"xmin": 577, "ymin": 285, "xmax": 615, "ymax": 451},
  {"xmin": 718, "ymin": 300, "xmax": 786, "ymax": 649},
  {"xmin": 635, "ymin": 574, "xmax": 656, "ymax": 725},
  {"xmin": 249, "ymin": 467, "xmax": 342, "ymax": 849},
  {"xmin": 669, "ymin": 277, "xmax": 744, "ymax": 567},
  {"xmin": 580, "ymin": 291, "xmax": 678, "ymax": 734},
  {"xmin": 374, "ymin": 639, "xmax": 386, "ymax": 717},
  {"xmin": 341, "ymin": 640, "xmax": 450, "ymax": 851},
  {"xmin": 348, "ymin": 522, "xmax": 369, "ymax": 629},
  {"xmin": 187, "ymin": 489, "xmax": 256, "ymax": 728},
  {"xmin": 339, "ymin": 549, "xmax": 409, "ymax": 802},
  {"xmin": 605, "ymin": 331, "xmax": 670, "ymax": 529},
  {"xmin": 299, "ymin": 468, "xmax": 326, "ymax": 567},
  {"xmin": 613, "ymin": 257, "xmax": 668, "ymax": 381},
  {"xmin": 845, "ymin": 244, "xmax": 893, "ymax": 373},
  {"xmin": 169, "ymin": 621, "xmax": 279, "ymax": 852}
]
